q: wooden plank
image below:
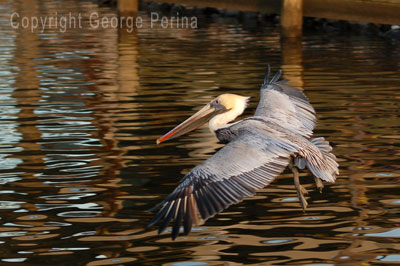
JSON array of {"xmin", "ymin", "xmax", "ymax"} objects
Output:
[
  {"xmin": 147, "ymin": 0, "xmax": 281, "ymax": 14},
  {"xmin": 304, "ymin": 0, "xmax": 400, "ymax": 25},
  {"xmin": 144, "ymin": 0, "xmax": 400, "ymax": 25}
]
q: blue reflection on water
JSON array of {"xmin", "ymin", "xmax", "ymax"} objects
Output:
[
  {"xmin": 263, "ymin": 239, "xmax": 294, "ymax": 244},
  {"xmin": 172, "ymin": 262, "xmax": 209, "ymax": 266},
  {"xmin": 376, "ymin": 255, "xmax": 400, "ymax": 262},
  {"xmin": 365, "ymin": 228, "xmax": 400, "ymax": 238}
]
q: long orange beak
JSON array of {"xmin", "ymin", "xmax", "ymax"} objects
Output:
[{"xmin": 157, "ymin": 103, "xmax": 225, "ymax": 144}]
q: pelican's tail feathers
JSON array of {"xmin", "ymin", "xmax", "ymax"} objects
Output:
[{"xmin": 296, "ymin": 137, "xmax": 339, "ymax": 183}]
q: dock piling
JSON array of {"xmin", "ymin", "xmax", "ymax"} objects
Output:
[
  {"xmin": 118, "ymin": 0, "xmax": 139, "ymax": 15},
  {"xmin": 281, "ymin": 0, "xmax": 303, "ymax": 38}
]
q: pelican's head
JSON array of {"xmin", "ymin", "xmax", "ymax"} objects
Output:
[{"xmin": 157, "ymin": 93, "xmax": 249, "ymax": 144}]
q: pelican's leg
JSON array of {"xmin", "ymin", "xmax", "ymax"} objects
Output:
[
  {"xmin": 314, "ymin": 177, "xmax": 324, "ymax": 193},
  {"xmin": 289, "ymin": 160, "xmax": 308, "ymax": 211}
]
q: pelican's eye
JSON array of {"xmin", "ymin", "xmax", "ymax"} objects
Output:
[{"xmin": 211, "ymin": 99, "xmax": 220, "ymax": 107}]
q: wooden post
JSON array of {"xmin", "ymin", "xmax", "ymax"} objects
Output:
[
  {"xmin": 281, "ymin": 0, "xmax": 303, "ymax": 38},
  {"xmin": 118, "ymin": 0, "xmax": 139, "ymax": 15}
]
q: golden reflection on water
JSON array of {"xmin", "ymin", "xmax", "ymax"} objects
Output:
[{"xmin": 0, "ymin": 0, "xmax": 399, "ymax": 265}]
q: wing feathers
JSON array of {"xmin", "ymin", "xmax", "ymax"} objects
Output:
[
  {"xmin": 264, "ymin": 64, "xmax": 271, "ymax": 84},
  {"xmin": 158, "ymin": 200, "xmax": 177, "ymax": 235},
  {"xmin": 270, "ymin": 69, "xmax": 282, "ymax": 84},
  {"xmin": 194, "ymin": 189, "xmax": 209, "ymax": 219},
  {"xmin": 216, "ymin": 180, "xmax": 241, "ymax": 202},
  {"xmin": 149, "ymin": 120, "xmax": 339, "ymax": 239},
  {"xmin": 150, "ymin": 142, "xmax": 291, "ymax": 239},
  {"xmin": 172, "ymin": 198, "xmax": 184, "ymax": 239},
  {"xmin": 256, "ymin": 69, "xmax": 317, "ymax": 137},
  {"xmin": 183, "ymin": 196, "xmax": 193, "ymax": 235}
]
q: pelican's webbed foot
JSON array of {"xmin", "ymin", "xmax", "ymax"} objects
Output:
[{"xmin": 289, "ymin": 160, "xmax": 308, "ymax": 211}]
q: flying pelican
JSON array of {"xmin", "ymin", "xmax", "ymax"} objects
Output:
[{"xmin": 149, "ymin": 66, "xmax": 339, "ymax": 240}]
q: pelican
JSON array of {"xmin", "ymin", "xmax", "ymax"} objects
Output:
[{"xmin": 149, "ymin": 66, "xmax": 339, "ymax": 240}]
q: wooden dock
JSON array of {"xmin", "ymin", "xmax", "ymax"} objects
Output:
[{"xmin": 117, "ymin": 0, "xmax": 400, "ymax": 37}]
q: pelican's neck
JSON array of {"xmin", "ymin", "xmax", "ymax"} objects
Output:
[{"xmin": 209, "ymin": 97, "xmax": 249, "ymax": 132}]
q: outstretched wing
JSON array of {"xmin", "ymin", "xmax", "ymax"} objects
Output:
[
  {"xmin": 255, "ymin": 66, "xmax": 316, "ymax": 138},
  {"xmin": 148, "ymin": 125, "xmax": 300, "ymax": 239}
]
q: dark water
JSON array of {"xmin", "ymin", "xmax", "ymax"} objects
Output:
[{"xmin": 1, "ymin": 1, "xmax": 400, "ymax": 265}]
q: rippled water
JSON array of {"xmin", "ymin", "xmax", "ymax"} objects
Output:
[{"xmin": 0, "ymin": 1, "xmax": 399, "ymax": 265}]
